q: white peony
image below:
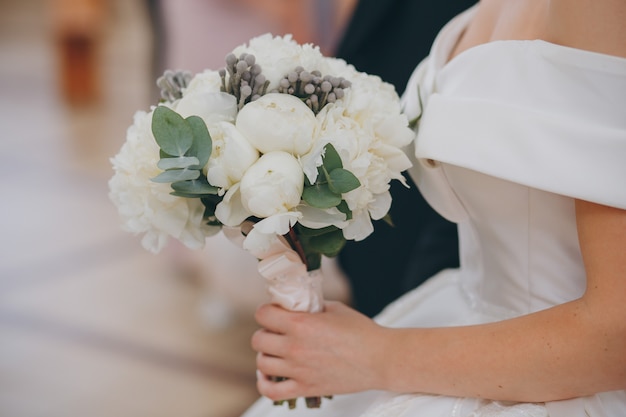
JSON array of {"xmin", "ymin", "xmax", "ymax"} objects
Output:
[
  {"xmin": 204, "ymin": 121, "xmax": 259, "ymax": 190},
  {"xmin": 296, "ymin": 205, "xmax": 347, "ymax": 230},
  {"xmin": 108, "ymin": 110, "xmax": 217, "ymax": 253},
  {"xmin": 183, "ymin": 69, "xmax": 222, "ymax": 95},
  {"xmin": 236, "ymin": 93, "xmax": 318, "ymax": 156},
  {"xmin": 242, "ymin": 212, "xmax": 302, "ymax": 257},
  {"xmin": 336, "ymin": 70, "xmax": 415, "ymax": 166},
  {"xmin": 239, "ymin": 151, "xmax": 304, "ymax": 218},
  {"xmin": 175, "ymin": 69, "xmax": 237, "ymax": 128},
  {"xmin": 214, "ymin": 183, "xmax": 250, "ymax": 227},
  {"xmin": 173, "ymin": 91, "xmax": 237, "ymax": 127}
]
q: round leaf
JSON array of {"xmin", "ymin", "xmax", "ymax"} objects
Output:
[
  {"xmin": 295, "ymin": 224, "xmax": 339, "ymax": 237},
  {"xmin": 157, "ymin": 156, "xmax": 200, "ymax": 170},
  {"xmin": 151, "ymin": 168, "xmax": 200, "ymax": 183},
  {"xmin": 152, "ymin": 106, "xmax": 193, "ymax": 156},
  {"xmin": 171, "ymin": 178, "xmax": 219, "ymax": 195},
  {"xmin": 336, "ymin": 200, "xmax": 353, "ymax": 220},
  {"xmin": 328, "ymin": 168, "xmax": 361, "ymax": 194},
  {"xmin": 322, "ymin": 143, "xmax": 343, "ymax": 171},
  {"xmin": 186, "ymin": 115, "xmax": 212, "ymax": 168},
  {"xmin": 302, "ymin": 184, "xmax": 342, "ymax": 209},
  {"xmin": 308, "ymin": 229, "xmax": 346, "ymax": 257}
]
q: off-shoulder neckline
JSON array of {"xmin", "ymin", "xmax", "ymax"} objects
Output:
[{"xmin": 442, "ymin": 38, "xmax": 626, "ymax": 75}]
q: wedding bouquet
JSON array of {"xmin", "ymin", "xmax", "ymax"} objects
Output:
[{"xmin": 109, "ymin": 33, "xmax": 414, "ymax": 408}]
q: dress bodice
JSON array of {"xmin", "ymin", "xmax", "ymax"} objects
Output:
[{"xmin": 402, "ymin": 6, "xmax": 626, "ymax": 320}]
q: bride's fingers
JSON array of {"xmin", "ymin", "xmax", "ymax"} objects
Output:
[
  {"xmin": 256, "ymin": 368, "xmax": 301, "ymax": 401},
  {"xmin": 251, "ymin": 328, "xmax": 288, "ymax": 357},
  {"xmin": 257, "ymin": 368, "xmax": 333, "ymax": 402},
  {"xmin": 254, "ymin": 304, "xmax": 294, "ymax": 334},
  {"xmin": 256, "ymin": 351, "xmax": 295, "ymax": 379}
]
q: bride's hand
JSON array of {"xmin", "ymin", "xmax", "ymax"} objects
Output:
[{"xmin": 251, "ymin": 301, "xmax": 389, "ymax": 401}]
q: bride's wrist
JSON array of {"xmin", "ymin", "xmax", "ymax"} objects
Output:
[
  {"xmin": 373, "ymin": 327, "xmax": 432, "ymax": 394},
  {"xmin": 369, "ymin": 327, "xmax": 412, "ymax": 392}
]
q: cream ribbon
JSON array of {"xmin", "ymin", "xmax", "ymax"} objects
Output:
[{"xmin": 222, "ymin": 224, "xmax": 324, "ymax": 313}]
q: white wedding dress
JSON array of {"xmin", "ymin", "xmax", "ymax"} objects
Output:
[{"xmin": 241, "ymin": 6, "xmax": 626, "ymax": 417}]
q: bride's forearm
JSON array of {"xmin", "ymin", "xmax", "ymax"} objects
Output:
[
  {"xmin": 379, "ymin": 298, "xmax": 626, "ymax": 401},
  {"xmin": 377, "ymin": 201, "xmax": 626, "ymax": 401}
]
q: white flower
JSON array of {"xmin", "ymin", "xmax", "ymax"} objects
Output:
[
  {"xmin": 184, "ymin": 69, "xmax": 222, "ymax": 95},
  {"xmin": 214, "ymin": 183, "xmax": 250, "ymax": 227},
  {"xmin": 173, "ymin": 91, "xmax": 237, "ymax": 127},
  {"xmin": 108, "ymin": 110, "xmax": 216, "ymax": 253},
  {"xmin": 231, "ymin": 34, "xmax": 324, "ymax": 90},
  {"xmin": 343, "ymin": 191, "xmax": 392, "ymax": 241},
  {"xmin": 239, "ymin": 151, "xmax": 304, "ymax": 218},
  {"xmin": 296, "ymin": 205, "xmax": 347, "ymax": 230},
  {"xmin": 338, "ymin": 71, "xmax": 415, "ymax": 164},
  {"xmin": 241, "ymin": 212, "xmax": 301, "ymax": 256},
  {"xmin": 236, "ymin": 93, "xmax": 318, "ymax": 156},
  {"xmin": 205, "ymin": 121, "xmax": 259, "ymax": 190}
]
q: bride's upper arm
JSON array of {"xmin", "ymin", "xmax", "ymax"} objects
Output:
[
  {"xmin": 576, "ymin": 199, "xmax": 626, "ymax": 324},
  {"xmin": 575, "ymin": 199, "xmax": 626, "ymax": 379}
]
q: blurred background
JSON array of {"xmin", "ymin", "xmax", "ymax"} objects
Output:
[{"xmin": 0, "ymin": 0, "xmax": 356, "ymax": 416}]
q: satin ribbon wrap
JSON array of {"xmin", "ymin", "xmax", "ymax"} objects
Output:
[
  {"xmin": 259, "ymin": 255, "xmax": 324, "ymax": 313},
  {"xmin": 222, "ymin": 225, "xmax": 324, "ymax": 313}
]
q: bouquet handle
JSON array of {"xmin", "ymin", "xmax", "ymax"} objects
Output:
[
  {"xmin": 257, "ymin": 264, "xmax": 326, "ymax": 409},
  {"xmin": 223, "ymin": 225, "xmax": 328, "ymax": 408}
]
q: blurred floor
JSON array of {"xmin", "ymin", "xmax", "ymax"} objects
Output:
[{"xmin": 0, "ymin": 0, "xmax": 271, "ymax": 416}]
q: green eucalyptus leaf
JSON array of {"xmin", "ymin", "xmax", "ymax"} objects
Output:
[
  {"xmin": 302, "ymin": 183, "xmax": 342, "ymax": 209},
  {"xmin": 308, "ymin": 229, "xmax": 346, "ymax": 257},
  {"xmin": 160, "ymin": 149, "xmax": 175, "ymax": 159},
  {"xmin": 328, "ymin": 168, "xmax": 361, "ymax": 194},
  {"xmin": 295, "ymin": 224, "xmax": 339, "ymax": 237},
  {"xmin": 152, "ymin": 106, "xmax": 193, "ymax": 156},
  {"xmin": 304, "ymin": 252, "xmax": 322, "ymax": 271},
  {"xmin": 322, "ymin": 143, "xmax": 343, "ymax": 171},
  {"xmin": 201, "ymin": 196, "xmax": 221, "ymax": 218},
  {"xmin": 151, "ymin": 168, "xmax": 200, "ymax": 183},
  {"xmin": 170, "ymin": 191, "xmax": 198, "ymax": 198},
  {"xmin": 171, "ymin": 178, "xmax": 219, "ymax": 195},
  {"xmin": 185, "ymin": 115, "xmax": 212, "ymax": 168},
  {"xmin": 157, "ymin": 156, "xmax": 200, "ymax": 170},
  {"xmin": 336, "ymin": 200, "xmax": 352, "ymax": 220}
]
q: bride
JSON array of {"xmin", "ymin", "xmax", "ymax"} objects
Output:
[{"xmin": 242, "ymin": 0, "xmax": 626, "ymax": 415}]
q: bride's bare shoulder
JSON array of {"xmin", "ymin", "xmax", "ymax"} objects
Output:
[
  {"xmin": 450, "ymin": 0, "xmax": 626, "ymax": 62},
  {"xmin": 547, "ymin": 0, "xmax": 626, "ymax": 58}
]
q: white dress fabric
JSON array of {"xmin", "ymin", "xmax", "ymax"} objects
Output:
[{"xmin": 241, "ymin": 6, "xmax": 626, "ymax": 417}]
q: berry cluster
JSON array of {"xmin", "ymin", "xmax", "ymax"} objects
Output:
[
  {"xmin": 156, "ymin": 70, "xmax": 192, "ymax": 102},
  {"xmin": 274, "ymin": 66, "xmax": 352, "ymax": 114},
  {"xmin": 219, "ymin": 53, "xmax": 269, "ymax": 109}
]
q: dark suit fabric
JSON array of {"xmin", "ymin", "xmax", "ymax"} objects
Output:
[{"xmin": 334, "ymin": 0, "xmax": 476, "ymax": 317}]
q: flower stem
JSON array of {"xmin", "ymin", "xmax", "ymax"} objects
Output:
[{"xmin": 286, "ymin": 226, "xmax": 308, "ymax": 267}]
